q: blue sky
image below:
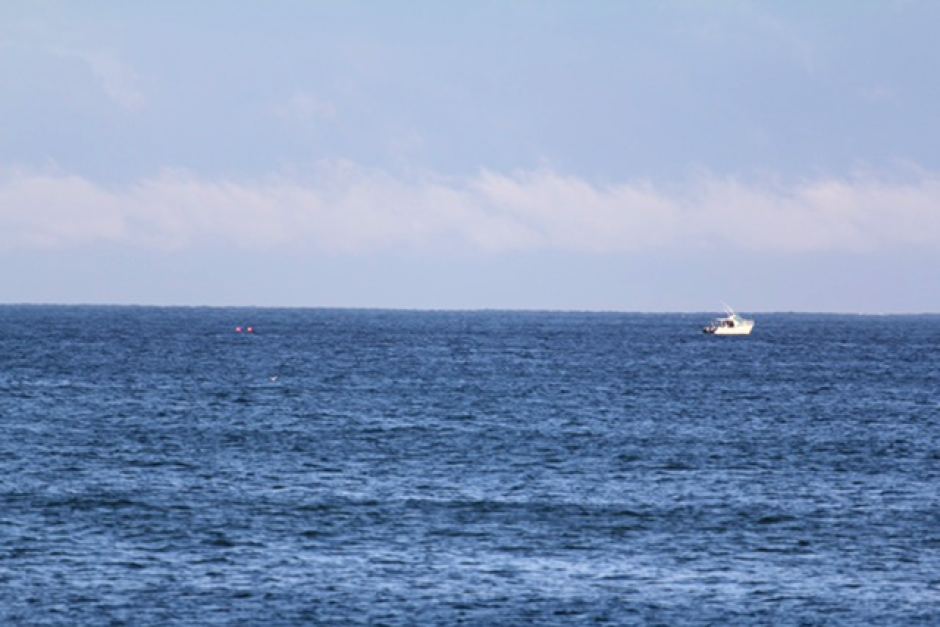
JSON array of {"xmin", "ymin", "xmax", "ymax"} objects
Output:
[{"xmin": 1, "ymin": 1, "xmax": 939, "ymax": 311}]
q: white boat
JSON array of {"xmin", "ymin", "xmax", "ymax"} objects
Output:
[{"xmin": 703, "ymin": 306, "xmax": 754, "ymax": 335}]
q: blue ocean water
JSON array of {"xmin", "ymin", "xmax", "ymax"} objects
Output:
[{"xmin": 0, "ymin": 306, "xmax": 938, "ymax": 625}]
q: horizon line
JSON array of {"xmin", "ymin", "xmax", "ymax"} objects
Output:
[{"xmin": 1, "ymin": 301, "xmax": 938, "ymax": 316}]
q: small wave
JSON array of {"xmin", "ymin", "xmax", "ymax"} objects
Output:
[{"xmin": 756, "ymin": 514, "xmax": 798, "ymax": 525}]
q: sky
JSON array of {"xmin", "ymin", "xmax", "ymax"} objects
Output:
[{"xmin": 1, "ymin": 1, "xmax": 939, "ymax": 312}]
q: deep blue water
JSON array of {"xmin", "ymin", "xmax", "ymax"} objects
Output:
[{"xmin": 1, "ymin": 306, "xmax": 939, "ymax": 625}]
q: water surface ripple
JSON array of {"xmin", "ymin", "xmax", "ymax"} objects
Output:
[{"xmin": 1, "ymin": 307, "xmax": 938, "ymax": 624}]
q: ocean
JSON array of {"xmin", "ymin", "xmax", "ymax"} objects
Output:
[{"xmin": 1, "ymin": 306, "xmax": 938, "ymax": 624}]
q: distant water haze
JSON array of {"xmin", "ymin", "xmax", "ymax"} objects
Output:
[{"xmin": 2, "ymin": 245, "xmax": 938, "ymax": 314}]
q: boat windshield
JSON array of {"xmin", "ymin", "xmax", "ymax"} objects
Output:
[{"xmin": 709, "ymin": 316, "xmax": 736, "ymax": 328}]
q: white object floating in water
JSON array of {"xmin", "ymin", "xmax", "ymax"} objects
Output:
[{"xmin": 703, "ymin": 305, "xmax": 754, "ymax": 336}]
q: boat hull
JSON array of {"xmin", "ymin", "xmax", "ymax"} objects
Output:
[{"xmin": 704, "ymin": 321, "xmax": 754, "ymax": 335}]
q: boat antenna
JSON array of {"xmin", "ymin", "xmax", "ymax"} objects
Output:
[{"xmin": 721, "ymin": 301, "xmax": 735, "ymax": 316}]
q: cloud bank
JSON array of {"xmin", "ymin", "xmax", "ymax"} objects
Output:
[{"xmin": 2, "ymin": 163, "xmax": 939, "ymax": 255}]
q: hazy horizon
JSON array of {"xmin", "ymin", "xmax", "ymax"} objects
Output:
[{"xmin": 2, "ymin": 301, "xmax": 937, "ymax": 317}]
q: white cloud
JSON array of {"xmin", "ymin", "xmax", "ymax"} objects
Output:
[
  {"xmin": 0, "ymin": 170, "xmax": 127, "ymax": 249},
  {"xmin": 273, "ymin": 93, "xmax": 337, "ymax": 126},
  {"xmin": 51, "ymin": 47, "xmax": 145, "ymax": 110},
  {"xmin": 1, "ymin": 164, "xmax": 939, "ymax": 255},
  {"xmin": 82, "ymin": 50, "xmax": 145, "ymax": 110}
]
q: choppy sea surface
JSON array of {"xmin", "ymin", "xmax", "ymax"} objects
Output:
[{"xmin": 1, "ymin": 306, "xmax": 938, "ymax": 625}]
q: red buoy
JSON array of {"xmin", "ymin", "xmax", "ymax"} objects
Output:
[
  {"xmin": 247, "ymin": 326, "xmax": 255, "ymax": 334},
  {"xmin": 235, "ymin": 326, "xmax": 243, "ymax": 333}
]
